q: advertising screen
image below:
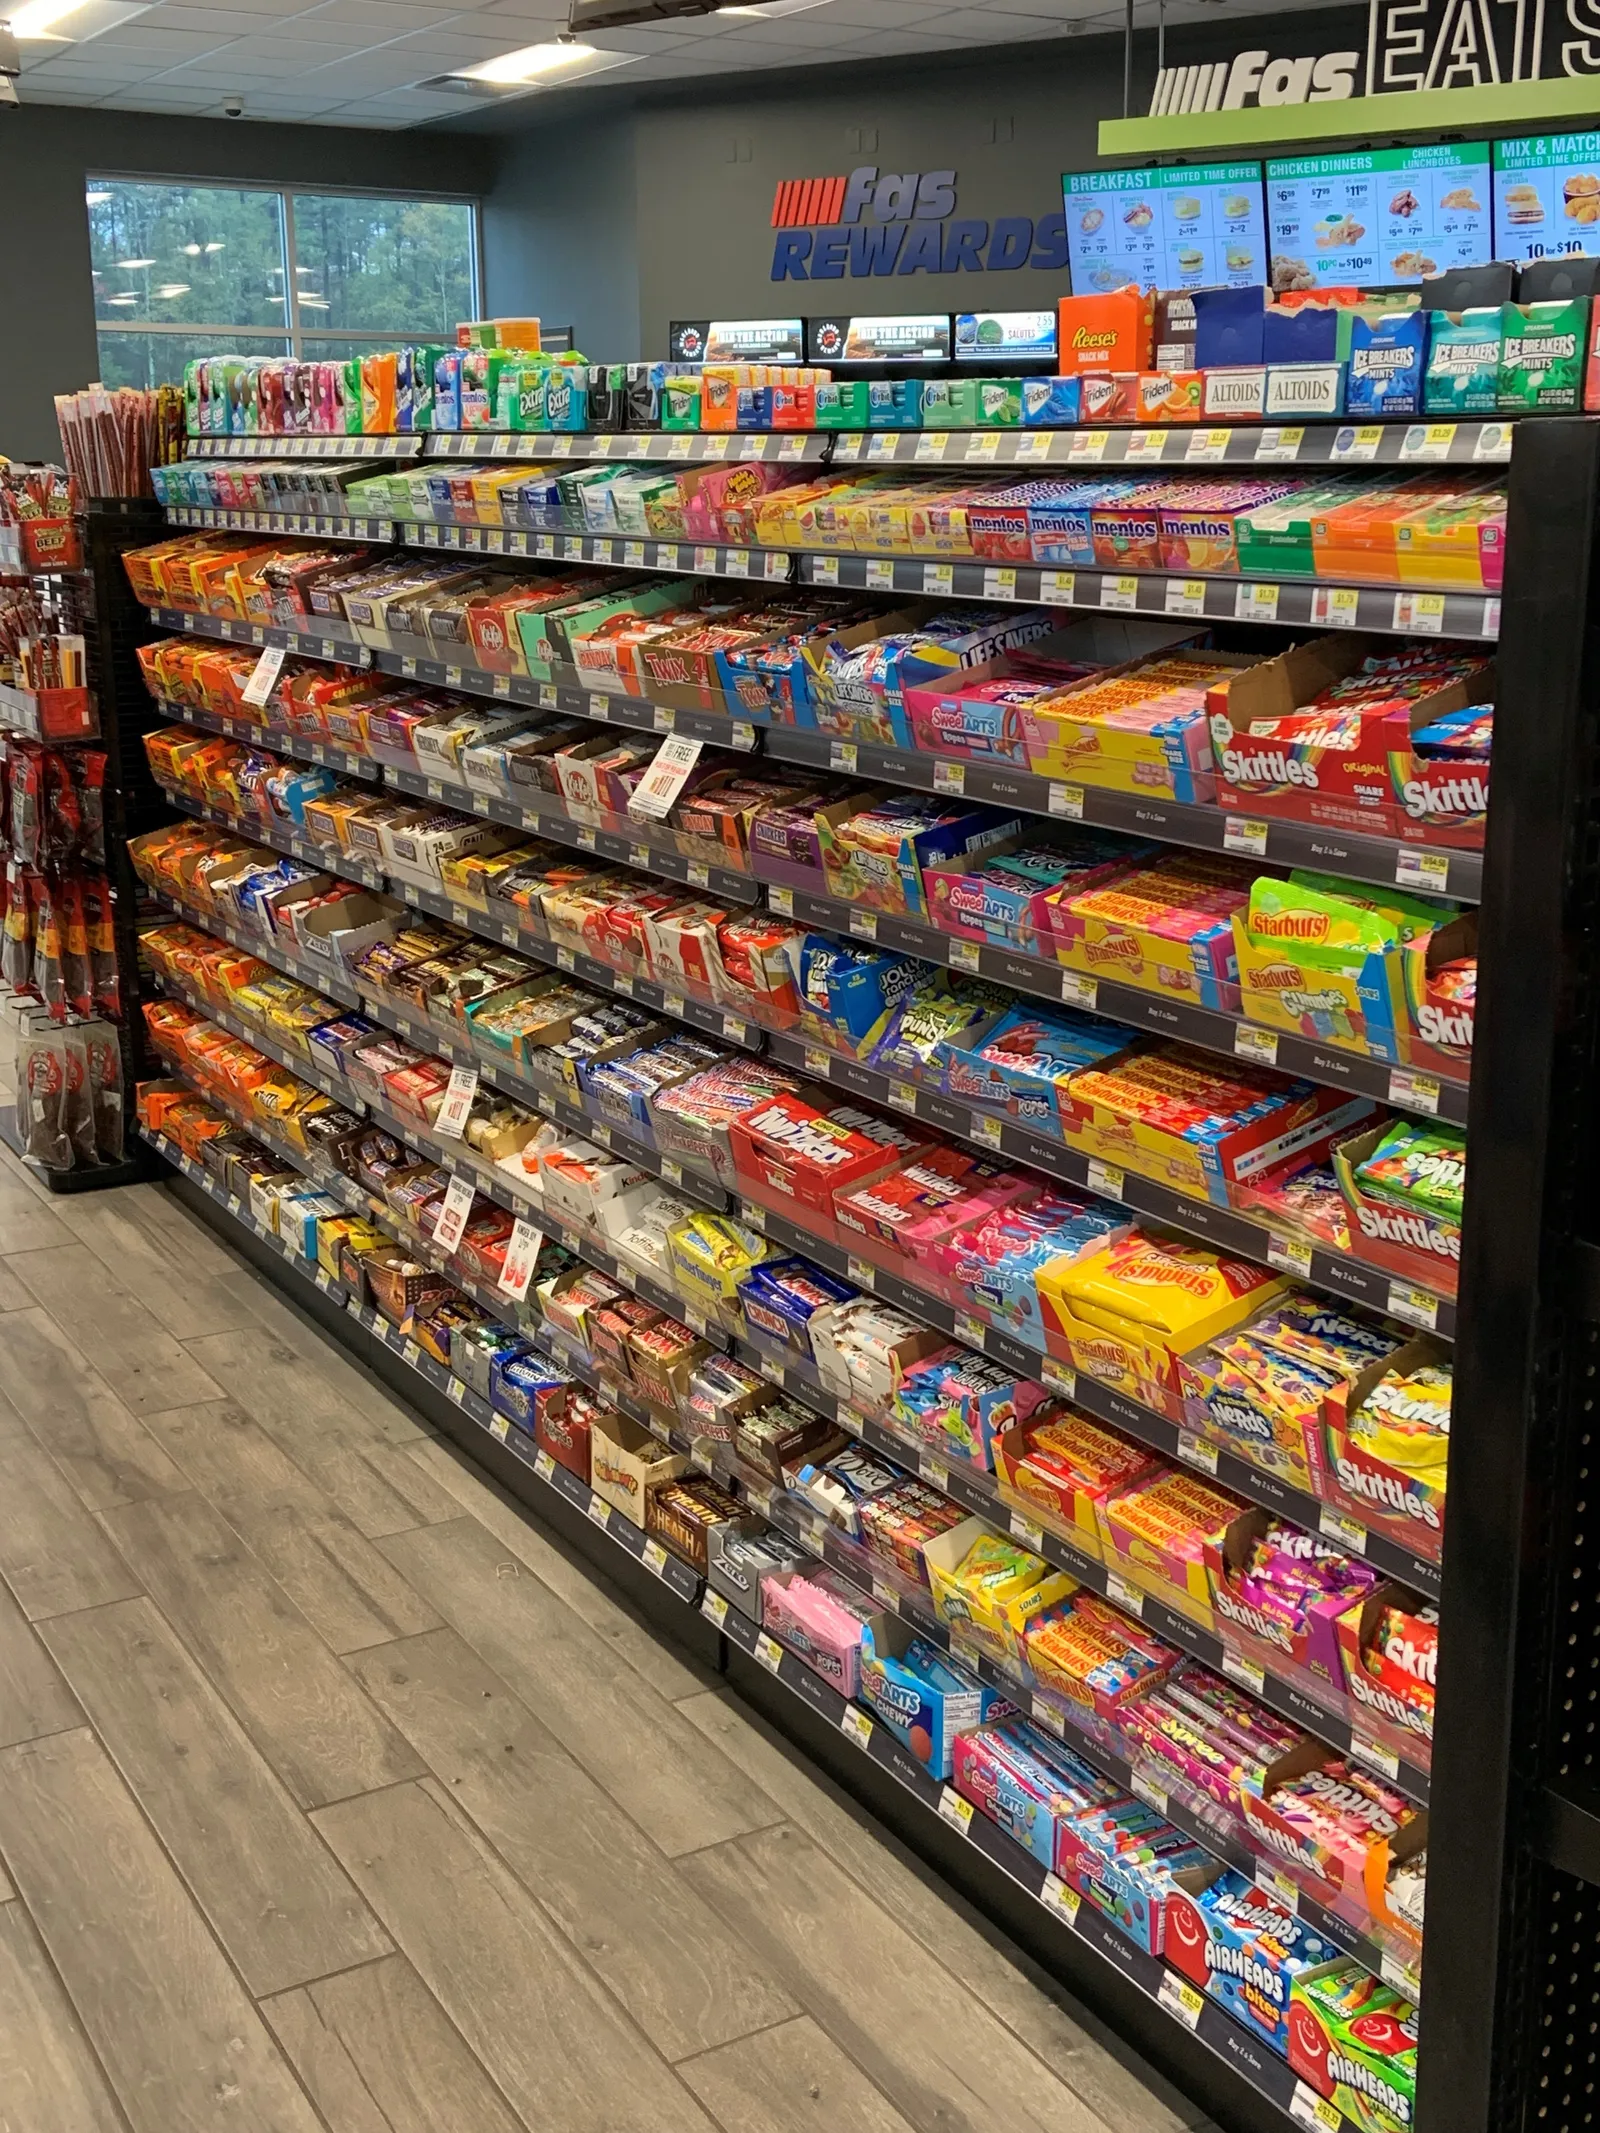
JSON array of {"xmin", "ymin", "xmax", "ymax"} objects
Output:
[
  {"xmin": 953, "ymin": 310, "xmax": 1058, "ymax": 362},
  {"xmin": 1494, "ymin": 133, "xmax": 1600, "ymax": 261},
  {"xmin": 1063, "ymin": 162, "xmax": 1266, "ymax": 291},
  {"xmin": 1266, "ymin": 144, "xmax": 1491, "ymax": 288},
  {"xmin": 805, "ymin": 314, "xmax": 952, "ymax": 364}
]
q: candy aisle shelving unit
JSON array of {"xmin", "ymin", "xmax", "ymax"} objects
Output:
[{"xmin": 126, "ymin": 401, "xmax": 1549, "ymax": 2133}]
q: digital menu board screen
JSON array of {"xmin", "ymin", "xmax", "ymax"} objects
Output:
[
  {"xmin": 1063, "ymin": 162, "xmax": 1266, "ymax": 292},
  {"xmin": 805, "ymin": 314, "xmax": 952, "ymax": 364},
  {"xmin": 953, "ymin": 310, "xmax": 1057, "ymax": 362},
  {"xmin": 1494, "ymin": 133, "xmax": 1600, "ymax": 260},
  {"xmin": 1266, "ymin": 145, "xmax": 1491, "ymax": 288}
]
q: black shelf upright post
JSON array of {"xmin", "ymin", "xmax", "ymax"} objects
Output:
[{"xmin": 1419, "ymin": 416, "xmax": 1600, "ymax": 2130}]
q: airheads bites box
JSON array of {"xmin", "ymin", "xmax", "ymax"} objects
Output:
[
  {"xmin": 1287, "ymin": 1962, "xmax": 1418, "ymax": 2133},
  {"xmin": 1423, "ymin": 308, "xmax": 1502, "ymax": 414},
  {"xmin": 1498, "ymin": 297, "xmax": 1588, "ymax": 411},
  {"xmin": 1057, "ymin": 287, "xmax": 1155, "ymax": 376},
  {"xmin": 1164, "ymin": 1873, "xmax": 1342, "ymax": 2055},
  {"xmin": 1344, "ymin": 310, "xmax": 1427, "ymax": 418}
]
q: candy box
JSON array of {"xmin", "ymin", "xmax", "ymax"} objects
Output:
[
  {"xmin": 1242, "ymin": 1750, "xmax": 1426, "ymax": 1911},
  {"xmin": 646, "ymin": 1476, "xmax": 747, "ymax": 1575},
  {"xmin": 707, "ymin": 1526, "xmax": 805, "ymax": 1619},
  {"xmin": 888, "ymin": 1348, "xmax": 1051, "ymax": 1471},
  {"xmin": 588, "ymin": 1411, "xmax": 688, "ymax": 1527},
  {"xmin": 1038, "ymin": 1231, "xmax": 1288, "ymax": 1413},
  {"xmin": 759, "ymin": 1566, "xmax": 879, "ymax": 1697},
  {"xmin": 736, "ymin": 1256, "xmax": 860, "ymax": 1367},
  {"xmin": 1424, "ymin": 308, "xmax": 1502, "ymax": 415},
  {"xmin": 952, "ymin": 1719, "xmax": 1125, "ymax": 1871},
  {"xmin": 1203, "ymin": 1509, "xmax": 1380, "ymax": 1688},
  {"xmin": 1047, "ymin": 852, "xmax": 1249, "ymax": 1016},
  {"xmin": 1401, "ymin": 910, "xmax": 1475, "ymax": 1076},
  {"xmin": 860, "ymin": 1618, "xmax": 1011, "ymax": 1779},
  {"xmin": 835, "ymin": 1148, "xmax": 1026, "ymax": 1274},
  {"xmin": 487, "ymin": 1350, "xmax": 570, "ymax": 1438},
  {"xmin": 536, "ymin": 1385, "xmax": 598, "ymax": 1483},
  {"xmin": 940, "ymin": 1001, "xmax": 1132, "ymax": 1126},
  {"xmin": 1334, "ymin": 1584, "xmax": 1438, "ymax": 1750},
  {"xmin": 787, "ymin": 1442, "xmax": 906, "ymax": 1538},
  {"xmin": 1498, "ymin": 297, "xmax": 1586, "ymax": 411},
  {"xmin": 1163, "ymin": 1873, "xmax": 1342, "ymax": 2054},
  {"xmin": 1316, "ymin": 1338, "xmax": 1449, "ymax": 1562},
  {"xmin": 735, "ymin": 1398, "xmax": 843, "ymax": 1483},
  {"xmin": 820, "ymin": 797, "xmax": 1022, "ymax": 921},
  {"xmin": 856, "ymin": 1477, "xmax": 967, "ymax": 1585},
  {"xmin": 667, "ymin": 1211, "xmax": 770, "ymax": 1316},
  {"xmin": 1057, "ymin": 288, "xmax": 1154, "ymax": 376},
  {"xmin": 1024, "ymin": 1590, "xmax": 1177, "ymax": 1736},
  {"xmin": 794, "ymin": 937, "xmax": 923, "ymax": 1062},
  {"xmin": 934, "ymin": 1187, "xmax": 1125, "ymax": 1347},
  {"xmin": 926, "ymin": 825, "xmax": 1138, "ymax": 956},
  {"xmin": 808, "ymin": 1297, "xmax": 950, "ymax": 1410},
  {"xmin": 1231, "ymin": 875, "xmax": 1425, "ymax": 1065},
  {"xmin": 1054, "ymin": 1808, "xmax": 1220, "ymax": 1957},
  {"xmin": 730, "ymin": 1092, "xmax": 918, "ymax": 1230},
  {"xmin": 626, "ymin": 1318, "xmax": 712, "ymax": 1417},
  {"xmin": 995, "ymin": 1410, "xmax": 1162, "ymax": 1559},
  {"xmin": 1287, "ymin": 1962, "xmax": 1418, "ymax": 2133},
  {"xmin": 1331, "ymin": 1126, "xmax": 1459, "ymax": 1296},
  {"xmin": 922, "ymin": 1517, "xmax": 1077, "ymax": 1670}
]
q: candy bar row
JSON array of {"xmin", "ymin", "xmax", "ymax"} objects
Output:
[
  {"xmin": 129, "ymin": 829, "xmax": 1452, "ymax": 1576},
  {"xmin": 134, "ymin": 1011, "xmax": 1425, "ymax": 2081}
]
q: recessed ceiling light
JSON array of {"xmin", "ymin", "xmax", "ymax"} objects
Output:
[
  {"xmin": 104, "ymin": 294, "xmax": 139, "ymax": 305},
  {"xmin": 181, "ymin": 243, "xmax": 201, "ymax": 255},
  {"xmin": 452, "ymin": 37, "xmax": 633, "ymax": 84},
  {"xmin": 717, "ymin": 0, "xmax": 831, "ymax": 16},
  {"xmin": 115, "ymin": 257, "xmax": 154, "ymax": 268},
  {"xmin": 204, "ymin": 242, "xmax": 224, "ymax": 252},
  {"xmin": 155, "ymin": 283, "xmax": 190, "ymax": 297}
]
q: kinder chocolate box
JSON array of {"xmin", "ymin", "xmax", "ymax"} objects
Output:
[{"xmin": 859, "ymin": 1617, "xmax": 1011, "ymax": 1778}]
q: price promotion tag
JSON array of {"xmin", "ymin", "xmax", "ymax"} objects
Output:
[
  {"xmin": 629, "ymin": 734, "xmax": 704, "ymax": 822},
  {"xmin": 432, "ymin": 1174, "xmax": 476, "ymax": 1254},
  {"xmin": 497, "ymin": 1217, "xmax": 545, "ymax": 1301},
  {"xmin": 433, "ymin": 1064, "xmax": 479, "ymax": 1141},
  {"xmin": 241, "ymin": 644, "xmax": 286, "ymax": 706}
]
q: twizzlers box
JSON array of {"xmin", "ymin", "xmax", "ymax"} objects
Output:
[{"xmin": 729, "ymin": 1093, "xmax": 917, "ymax": 1232}]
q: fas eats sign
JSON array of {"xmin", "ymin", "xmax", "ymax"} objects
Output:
[{"xmin": 769, "ymin": 166, "xmax": 1069, "ymax": 280}]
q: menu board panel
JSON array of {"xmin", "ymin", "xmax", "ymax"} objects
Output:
[
  {"xmin": 1064, "ymin": 162, "xmax": 1266, "ymax": 292},
  {"xmin": 1267, "ymin": 144, "xmax": 1491, "ymax": 288},
  {"xmin": 1494, "ymin": 134, "xmax": 1600, "ymax": 261}
]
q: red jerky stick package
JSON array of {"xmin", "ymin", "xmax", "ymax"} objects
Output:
[
  {"xmin": 58, "ymin": 873, "xmax": 93, "ymax": 1018},
  {"xmin": 1, "ymin": 859, "xmax": 30, "ymax": 991},
  {"xmin": 8, "ymin": 741, "xmax": 40, "ymax": 865},
  {"xmin": 30, "ymin": 874, "xmax": 64, "ymax": 1019},
  {"xmin": 83, "ymin": 873, "xmax": 120, "ymax": 1018},
  {"xmin": 42, "ymin": 748, "xmax": 81, "ymax": 868},
  {"xmin": 17, "ymin": 1013, "xmax": 68, "ymax": 1168},
  {"xmin": 73, "ymin": 750, "xmax": 106, "ymax": 864},
  {"xmin": 82, "ymin": 1019, "xmax": 124, "ymax": 1162}
]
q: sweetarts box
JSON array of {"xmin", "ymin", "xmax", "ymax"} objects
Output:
[{"xmin": 859, "ymin": 1616, "xmax": 1012, "ymax": 1778}]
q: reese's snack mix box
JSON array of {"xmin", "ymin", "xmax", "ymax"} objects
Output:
[{"xmin": 1057, "ymin": 288, "xmax": 1154, "ymax": 377}]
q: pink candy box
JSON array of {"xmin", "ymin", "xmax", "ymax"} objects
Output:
[
  {"xmin": 834, "ymin": 1146, "xmax": 1030, "ymax": 1280},
  {"xmin": 759, "ymin": 1567, "xmax": 877, "ymax": 1698},
  {"xmin": 1240, "ymin": 1758, "xmax": 1425, "ymax": 1922},
  {"xmin": 1203, "ymin": 1509, "xmax": 1380, "ymax": 1692}
]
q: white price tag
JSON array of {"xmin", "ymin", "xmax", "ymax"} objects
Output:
[
  {"xmin": 1185, "ymin": 428, "xmax": 1231, "ymax": 463},
  {"xmin": 1236, "ymin": 581, "xmax": 1281, "ymax": 624},
  {"xmin": 1387, "ymin": 1066, "xmax": 1442, "ymax": 1116},
  {"xmin": 755, "ymin": 1632, "xmax": 785, "ymax": 1674},
  {"xmin": 965, "ymin": 430, "xmax": 1002, "ymax": 460},
  {"xmin": 920, "ymin": 1458, "xmax": 950, "ymax": 1495},
  {"xmin": 1040, "ymin": 1872, "xmax": 1080, "ymax": 1923},
  {"xmin": 1234, "ymin": 1023, "xmax": 1279, "ymax": 1066},
  {"xmin": 1319, "ymin": 1506, "xmax": 1369, "ymax": 1555},
  {"xmin": 922, "ymin": 563, "xmax": 954, "ymax": 596},
  {"xmin": 1042, "ymin": 1360, "xmax": 1076, "ymax": 1399},
  {"xmin": 642, "ymin": 1539, "xmax": 670, "ymax": 1575},
  {"xmin": 849, "ymin": 909, "xmax": 877, "ymax": 941},
  {"xmin": 1132, "ymin": 1770, "xmax": 1169, "ymax": 1814},
  {"xmin": 915, "ymin": 431, "xmax": 949, "ymax": 461},
  {"xmin": 1255, "ymin": 427, "xmax": 1304, "ymax": 462},
  {"xmin": 1394, "ymin": 591, "xmax": 1446, "ymax": 634},
  {"xmin": 1351, "ymin": 1733, "xmax": 1402, "ymax": 1781},
  {"xmin": 1157, "ymin": 1974, "xmax": 1205, "ymax": 2031},
  {"xmin": 887, "ymin": 1080, "xmax": 919, "ymax": 1114},
  {"xmin": 1010, "ymin": 1511, "xmax": 1044, "ymax": 1552},
  {"xmin": 1165, "ymin": 578, "xmax": 1208, "ymax": 618},
  {"xmin": 864, "ymin": 558, "xmax": 896, "ymax": 590},
  {"xmin": 1483, "ymin": 596, "xmax": 1501, "ymax": 637},
  {"xmin": 1100, "ymin": 574, "xmax": 1138, "ymax": 612},
  {"xmin": 586, "ymin": 1494, "xmax": 612, "ymax": 1532},
  {"xmin": 1473, "ymin": 421, "xmax": 1512, "ymax": 462},
  {"xmin": 1040, "ymin": 571, "xmax": 1076, "ymax": 607},
  {"xmin": 1395, "ymin": 848, "xmax": 1451, "ymax": 894},
  {"xmin": 1048, "ymin": 782, "xmax": 1085, "ymax": 821},
  {"xmin": 433, "ymin": 1063, "xmax": 479, "ymax": 1141},
  {"xmin": 949, "ymin": 938, "xmax": 981, "ymax": 973},
  {"xmin": 1222, "ymin": 1649, "xmax": 1266, "ymax": 1694},
  {"xmin": 867, "ymin": 432, "xmax": 898, "ymax": 460},
  {"xmin": 1314, "ymin": 584, "xmax": 1362, "ymax": 629},
  {"xmin": 938, "ymin": 1788, "xmax": 975, "ymax": 1834},
  {"xmin": 1332, "ymin": 425, "xmax": 1384, "ymax": 463},
  {"xmin": 1401, "ymin": 422, "xmax": 1457, "ymax": 463},
  {"xmin": 629, "ymin": 733, "xmax": 704, "ymax": 822},
  {"xmin": 1059, "ymin": 970, "xmax": 1098, "ymax": 1011},
  {"xmin": 1177, "ymin": 1430, "xmax": 1220, "ymax": 1476},
  {"xmin": 1016, "ymin": 432, "xmax": 1052, "ymax": 461},
  {"xmin": 693, "ymin": 546, "xmax": 717, "ymax": 573},
  {"xmin": 1125, "ymin": 428, "xmax": 1167, "ymax": 462},
  {"xmin": 497, "ymin": 1216, "xmax": 545, "ymax": 1301},
  {"xmin": 1290, "ymin": 2083, "xmax": 1343, "ymax": 2131},
  {"xmin": 1030, "ymin": 1695, "xmax": 1065, "ymax": 1737},
  {"xmin": 1256, "ymin": 1861, "xmax": 1301, "ymax": 1913},
  {"xmin": 846, "ymin": 1256, "xmax": 878, "ymax": 1291},
  {"xmin": 811, "ymin": 555, "xmax": 840, "ymax": 586},
  {"xmin": 969, "ymin": 1112, "xmax": 1003, "ymax": 1149},
  {"xmin": 432, "ymin": 1173, "xmax": 477, "ymax": 1254},
  {"xmin": 981, "ymin": 567, "xmax": 1016, "ymax": 601},
  {"xmin": 1069, "ymin": 430, "xmax": 1110, "ymax": 462},
  {"xmin": 953, "ymin": 1314, "xmax": 987, "ymax": 1350},
  {"xmin": 1104, "ymin": 1571, "xmax": 1145, "ymax": 1617},
  {"xmin": 1085, "ymin": 1158, "xmax": 1125, "ymax": 1200},
  {"xmin": 1268, "ymin": 1235, "xmax": 1314, "ymax": 1279},
  {"xmin": 489, "ymin": 1413, "xmax": 511, "ymax": 1442},
  {"xmin": 1223, "ymin": 816, "xmax": 1270, "ymax": 857},
  {"xmin": 842, "ymin": 1705, "xmax": 874, "ymax": 1748},
  {"xmin": 933, "ymin": 760, "xmax": 967, "ymax": 796},
  {"xmin": 1380, "ymin": 1949, "xmax": 1421, "ymax": 1996},
  {"xmin": 1386, "ymin": 1280, "xmax": 1440, "ymax": 1331},
  {"xmin": 241, "ymin": 643, "xmax": 286, "ymax": 706}
]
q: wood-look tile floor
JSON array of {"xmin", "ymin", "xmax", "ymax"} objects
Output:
[{"xmin": 0, "ymin": 1131, "xmax": 1219, "ymax": 2133}]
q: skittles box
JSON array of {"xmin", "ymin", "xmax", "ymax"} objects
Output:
[{"xmin": 1288, "ymin": 1962, "xmax": 1418, "ymax": 2133}]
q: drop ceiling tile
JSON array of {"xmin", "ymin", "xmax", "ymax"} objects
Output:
[
  {"xmin": 68, "ymin": 24, "xmax": 237, "ymax": 55},
  {"xmin": 713, "ymin": 15, "xmax": 867, "ymax": 45},
  {"xmin": 161, "ymin": 34, "xmax": 359, "ymax": 69},
  {"xmin": 296, "ymin": 45, "xmax": 439, "ymax": 84},
  {"xmin": 140, "ymin": 5, "xmax": 290, "ymax": 29},
  {"xmin": 294, "ymin": 0, "xmax": 469, "ymax": 31}
]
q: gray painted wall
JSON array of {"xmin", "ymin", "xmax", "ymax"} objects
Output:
[
  {"xmin": 0, "ymin": 105, "xmax": 490, "ymax": 460},
  {"xmin": 481, "ymin": 117, "xmax": 639, "ymax": 362}
]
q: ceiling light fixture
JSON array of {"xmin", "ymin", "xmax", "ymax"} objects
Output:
[
  {"xmin": 453, "ymin": 36, "xmax": 618, "ymax": 82},
  {"xmin": 84, "ymin": 188, "xmax": 112, "ymax": 205},
  {"xmin": 154, "ymin": 282, "xmax": 190, "ymax": 297},
  {"xmin": 114, "ymin": 257, "xmax": 154, "ymax": 268},
  {"xmin": 181, "ymin": 242, "xmax": 201, "ymax": 254},
  {"xmin": 204, "ymin": 241, "xmax": 224, "ymax": 252},
  {"xmin": 104, "ymin": 293, "xmax": 139, "ymax": 305},
  {"xmin": 716, "ymin": 0, "xmax": 832, "ymax": 16},
  {"xmin": 11, "ymin": 0, "xmax": 94, "ymax": 35}
]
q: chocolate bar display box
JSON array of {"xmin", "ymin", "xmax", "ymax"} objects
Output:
[{"xmin": 589, "ymin": 1411, "xmax": 688, "ymax": 1528}]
